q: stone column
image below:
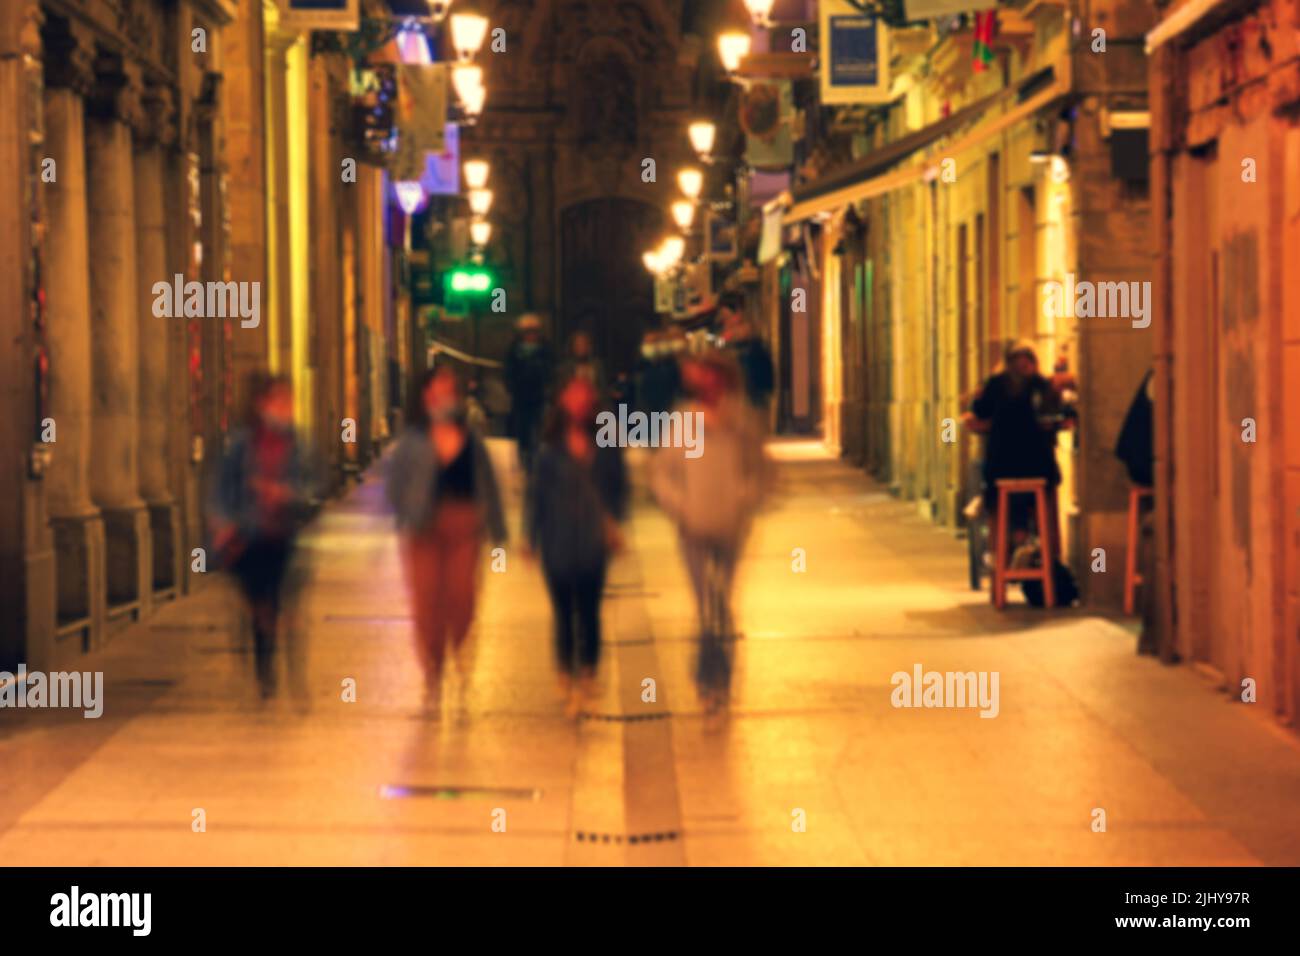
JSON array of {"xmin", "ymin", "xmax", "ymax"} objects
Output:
[
  {"xmin": 41, "ymin": 14, "xmax": 106, "ymax": 648},
  {"xmin": 135, "ymin": 80, "xmax": 181, "ymax": 601},
  {"xmin": 86, "ymin": 52, "xmax": 151, "ymax": 630},
  {"xmin": 0, "ymin": 0, "xmax": 57, "ymax": 670}
]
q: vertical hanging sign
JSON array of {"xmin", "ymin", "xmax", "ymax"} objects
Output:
[{"xmin": 818, "ymin": 0, "xmax": 891, "ymax": 105}]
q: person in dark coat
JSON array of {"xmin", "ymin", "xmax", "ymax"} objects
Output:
[
  {"xmin": 970, "ymin": 340, "xmax": 1068, "ymax": 528},
  {"xmin": 718, "ymin": 294, "xmax": 774, "ymax": 412},
  {"xmin": 210, "ymin": 375, "xmax": 316, "ymax": 700},
  {"xmin": 503, "ymin": 313, "xmax": 554, "ymax": 476},
  {"xmin": 524, "ymin": 376, "xmax": 628, "ymax": 718}
]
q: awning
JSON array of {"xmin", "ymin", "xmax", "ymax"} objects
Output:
[
  {"xmin": 785, "ymin": 68, "xmax": 1067, "ymax": 225},
  {"xmin": 1145, "ymin": 0, "xmax": 1260, "ymax": 54}
]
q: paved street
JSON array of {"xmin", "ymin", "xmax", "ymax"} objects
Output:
[{"xmin": 3, "ymin": 440, "xmax": 1299, "ymax": 866}]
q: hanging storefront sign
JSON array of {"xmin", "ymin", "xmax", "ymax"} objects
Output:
[
  {"xmin": 421, "ymin": 123, "xmax": 461, "ymax": 196},
  {"xmin": 276, "ymin": 0, "xmax": 359, "ymax": 32},
  {"xmin": 819, "ymin": 0, "xmax": 891, "ymax": 105},
  {"xmin": 902, "ymin": 0, "xmax": 997, "ymax": 20},
  {"xmin": 743, "ymin": 80, "xmax": 794, "ymax": 170},
  {"xmin": 391, "ymin": 64, "xmax": 447, "ymax": 181},
  {"xmin": 706, "ymin": 209, "xmax": 739, "ymax": 263},
  {"xmin": 758, "ymin": 203, "xmax": 785, "ymax": 265},
  {"xmin": 654, "ymin": 275, "xmax": 675, "ymax": 314}
]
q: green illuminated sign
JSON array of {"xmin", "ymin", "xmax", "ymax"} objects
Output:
[{"xmin": 448, "ymin": 269, "xmax": 493, "ymax": 294}]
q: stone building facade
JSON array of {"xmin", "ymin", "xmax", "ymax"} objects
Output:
[
  {"xmin": 460, "ymin": 0, "xmax": 701, "ymax": 374},
  {"xmin": 786, "ymin": 0, "xmax": 1156, "ymax": 607},
  {"xmin": 1148, "ymin": 0, "xmax": 1300, "ymax": 726},
  {"xmin": 0, "ymin": 0, "xmax": 400, "ymax": 671}
]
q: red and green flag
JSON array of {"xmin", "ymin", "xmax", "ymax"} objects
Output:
[{"xmin": 973, "ymin": 10, "xmax": 997, "ymax": 72}]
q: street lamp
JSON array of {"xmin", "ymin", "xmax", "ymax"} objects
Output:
[
  {"xmin": 671, "ymin": 199, "xmax": 695, "ymax": 232},
  {"xmin": 450, "ymin": 8, "xmax": 490, "ymax": 62},
  {"xmin": 659, "ymin": 235, "xmax": 685, "ymax": 267},
  {"xmin": 452, "ymin": 64, "xmax": 484, "ymax": 104},
  {"xmin": 394, "ymin": 181, "xmax": 426, "ymax": 215},
  {"xmin": 742, "ymin": 0, "xmax": 775, "ymax": 28},
  {"xmin": 688, "ymin": 120, "xmax": 716, "ymax": 161},
  {"xmin": 463, "ymin": 159, "xmax": 490, "ymax": 189},
  {"xmin": 677, "ymin": 167, "xmax": 704, "ymax": 201},
  {"xmin": 717, "ymin": 31, "xmax": 751, "ymax": 74},
  {"xmin": 468, "ymin": 188, "xmax": 493, "ymax": 217},
  {"xmin": 470, "ymin": 219, "xmax": 492, "ymax": 246},
  {"xmin": 642, "ymin": 250, "xmax": 663, "ymax": 275},
  {"xmin": 461, "ymin": 83, "xmax": 487, "ymax": 121}
]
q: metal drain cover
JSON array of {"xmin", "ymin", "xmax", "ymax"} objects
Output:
[{"xmin": 379, "ymin": 784, "xmax": 542, "ymax": 801}]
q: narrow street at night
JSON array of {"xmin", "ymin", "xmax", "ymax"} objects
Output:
[
  {"xmin": 3, "ymin": 441, "xmax": 1297, "ymax": 867},
  {"xmin": 4, "ymin": 0, "xmax": 1300, "ymax": 936}
]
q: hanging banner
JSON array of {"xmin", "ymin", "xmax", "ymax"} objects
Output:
[
  {"xmin": 743, "ymin": 81, "xmax": 794, "ymax": 170},
  {"xmin": 819, "ymin": 0, "xmax": 891, "ymax": 105},
  {"xmin": 391, "ymin": 64, "xmax": 447, "ymax": 181},
  {"xmin": 276, "ymin": 0, "xmax": 359, "ymax": 32},
  {"xmin": 421, "ymin": 123, "xmax": 461, "ymax": 196},
  {"xmin": 903, "ymin": 0, "xmax": 997, "ymax": 20}
]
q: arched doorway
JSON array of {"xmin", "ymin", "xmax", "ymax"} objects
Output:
[{"xmin": 559, "ymin": 198, "xmax": 664, "ymax": 377}]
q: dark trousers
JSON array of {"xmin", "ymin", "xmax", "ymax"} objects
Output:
[
  {"xmin": 514, "ymin": 408, "xmax": 543, "ymax": 475},
  {"xmin": 681, "ymin": 536, "xmax": 741, "ymax": 696},
  {"xmin": 232, "ymin": 536, "xmax": 293, "ymax": 695},
  {"xmin": 544, "ymin": 564, "xmax": 606, "ymax": 676}
]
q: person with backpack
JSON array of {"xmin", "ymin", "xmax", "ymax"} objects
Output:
[{"xmin": 649, "ymin": 351, "xmax": 771, "ymax": 713}]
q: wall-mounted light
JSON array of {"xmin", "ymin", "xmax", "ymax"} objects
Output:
[
  {"xmin": 450, "ymin": 9, "xmax": 490, "ymax": 62},
  {"xmin": 659, "ymin": 235, "xmax": 685, "ymax": 266},
  {"xmin": 470, "ymin": 219, "xmax": 492, "ymax": 246},
  {"xmin": 742, "ymin": 0, "xmax": 775, "ymax": 28},
  {"xmin": 468, "ymin": 188, "xmax": 493, "ymax": 216},
  {"xmin": 452, "ymin": 64, "xmax": 484, "ymax": 104},
  {"xmin": 461, "ymin": 83, "xmax": 487, "ymax": 121},
  {"xmin": 677, "ymin": 167, "xmax": 704, "ymax": 201},
  {"xmin": 394, "ymin": 180, "xmax": 426, "ymax": 215},
  {"xmin": 643, "ymin": 250, "xmax": 663, "ymax": 275},
  {"xmin": 717, "ymin": 31, "xmax": 751, "ymax": 74},
  {"xmin": 463, "ymin": 159, "xmax": 490, "ymax": 190},
  {"xmin": 671, "ymin": 199, "xmax": 695, "ymax": 232},
  {"xmin": 688, "ymin": 120, "xmax": 716, "ymax": 160}
]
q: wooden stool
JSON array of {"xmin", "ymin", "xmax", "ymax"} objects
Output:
[
  {"xmin": 992, "ymin": 478, "xmax": 1057, "ymax": 610},
  {"xmin": 1124, "ymin": 485, "xmax": 1153, "ymax": 615}
]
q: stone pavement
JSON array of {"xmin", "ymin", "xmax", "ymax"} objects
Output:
[{"xmin": 2, "ymin": 439, "xmax": 1299, "ymax": 866}]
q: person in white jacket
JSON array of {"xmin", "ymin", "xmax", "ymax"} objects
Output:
[{"xmin": 649, "ymin": 351, "xmax": 771, "ymax": 714}]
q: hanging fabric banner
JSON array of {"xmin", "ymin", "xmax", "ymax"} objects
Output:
[
  {"xmin": 391, "ymin": 64, "xmax": 447, "ymax": 181},
  {"xmin": 818, "ymin": 0, "xmax": 891, "ymax": 105}
]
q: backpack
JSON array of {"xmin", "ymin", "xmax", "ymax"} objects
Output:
[{"xmin": 1021, "ymin": 560, "xmax": 1079, "ymax": 608}]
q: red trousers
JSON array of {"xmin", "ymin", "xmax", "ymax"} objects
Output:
[{"xmin": 401, "ymin": 499, "xmax": 482, "ymax": 680}]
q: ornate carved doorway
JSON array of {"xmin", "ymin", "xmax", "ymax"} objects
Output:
[{"xmin": 559, "ymin": 198, "xmax": 664, "ymax": 377}]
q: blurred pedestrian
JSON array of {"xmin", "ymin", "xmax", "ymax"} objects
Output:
[
  {"xmin": 525, "ymin": 377, "xmax": 628, "ymax": 718},
  {"xmin": 649, "ymin": 352, "xmax": 770, "ymax": 715},
  {"xmin": 504, "ymin": 313, "xmax": 554, "ymax": 476},
  {"xmin": 558, "ymin": 329, "xmax": 605, "ymax": 398},
  {"xmin": 969, "ymin": 340, "xmax": 1078, "ymax": 606},
  {"xmin": 718, "ymin": 293, "xmax": 774, "ymax": 412},
  {"xmin": 635, "ymin": 330, "xmax": 682, "ymax": 416},
  {"xmin": 386, "ymin": 366, "xmax": 507, "ymax": 716},
  {"xmin": 210, "ymin": 374, "xmax": 315, "ymax": 701}
]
